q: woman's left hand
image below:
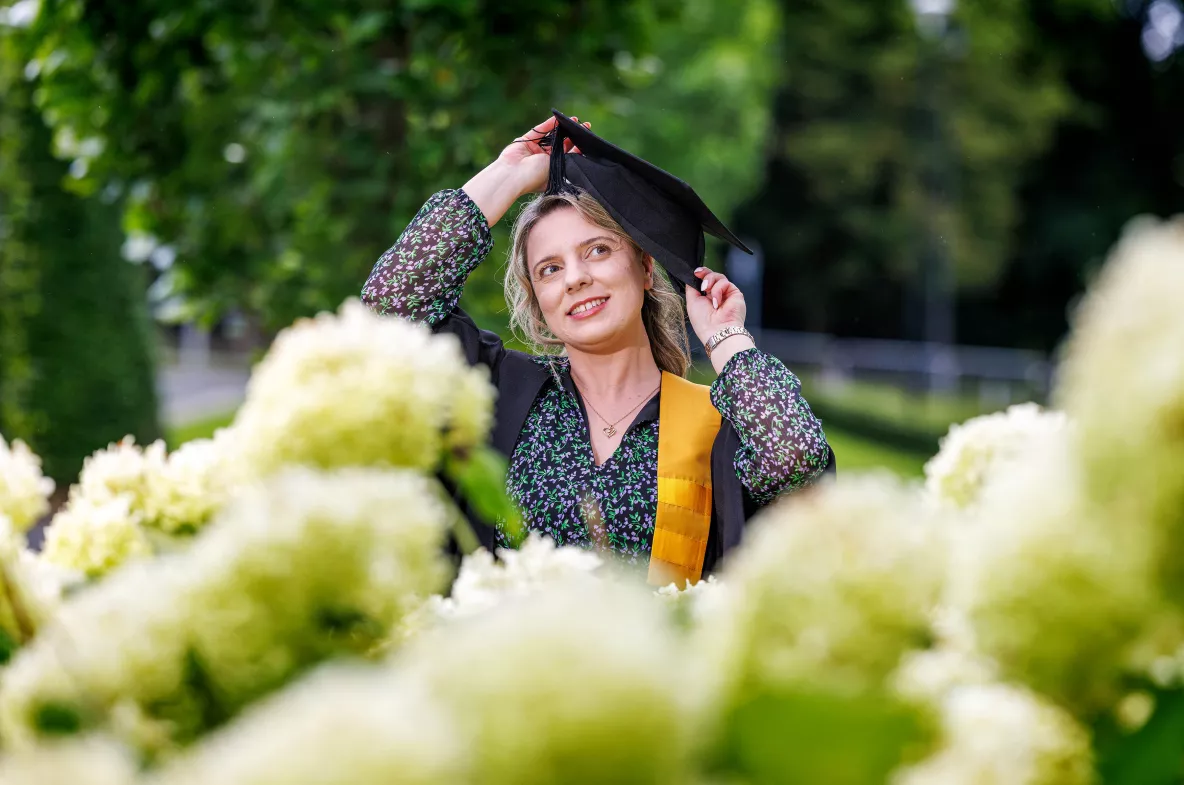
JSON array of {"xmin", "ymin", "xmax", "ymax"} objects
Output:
[{"xmin": 685, "ymin": 267, "xmax": 746, "ymax": 345}]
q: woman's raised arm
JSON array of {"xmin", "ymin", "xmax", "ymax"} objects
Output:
[
  {"xmin": 361, "ymin": 115, "xmax": 590, "ymax": 325},
  {"xmin": 361, "ymin": 189, "xmax": 494, "ymax": 326}
]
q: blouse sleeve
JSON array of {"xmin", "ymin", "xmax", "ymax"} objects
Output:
[
  {"xmin": 709, "ymin": 347, "xmax": 831, "ymax": 505},
  {"xmin": 362, "ymin": 189, "xmax": 520, "ymax": 386},
  {"xmin": 361, "ymin": 189, "xmax": 493, "ymax": 326}
]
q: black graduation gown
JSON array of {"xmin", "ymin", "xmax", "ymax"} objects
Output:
[{"xmin": 436, "ymin": 307, "xmax": 836, "ymax": 576}]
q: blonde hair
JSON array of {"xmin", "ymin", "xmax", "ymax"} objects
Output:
[{"xmin": 505, "ymin": 190, "xmax": 691, "ymax": 377}]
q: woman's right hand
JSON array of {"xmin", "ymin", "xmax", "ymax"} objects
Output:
[
  {"xmin": 463, "ymin": 115, "xmax": 590, "ymax": 227},
  {"xmin": 496, "ymin": 114, "xmax": 590, "ymax": 197}
]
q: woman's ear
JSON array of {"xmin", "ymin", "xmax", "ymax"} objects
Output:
[{"xmin": 642, "ymin": 255, "xmax": 654, "ymax": 290}]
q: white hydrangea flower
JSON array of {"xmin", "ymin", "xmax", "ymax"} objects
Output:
[
  {"xmin": 949, "ymin": 430, "xmax": 1158, "ymax": 713},
  {"xmin": 392, "ymin": 580, "xmax": 700, "ymax": 784},
  {"xmin": 74, "ymin": 436, "xmax": 166, "ymax": 514},
  {"xmin": 41, "ymin": 494, "xmax": 151, "ymax": 578},
  {"xmin": 231, "ymin": 298, "xmax": 495, "ymax": 479},
  {"xmin": 0, "ymin": 561, "xmax": 189, "ymax": 751},
  {"xmin": 140, "ymin": 435, "xmax": 231, "ymax": 535},
  {"xmin": 0, "ymin": 521, "xmax": 78, "ymax": 642},
  {"xmin": 0, "ymin": 735, "xmax": 138, "ymax": 785},
  {"xmin": 399, "ymin": 534, "xmax": 603, "ymax": 639},
  {"xmin": 144, "ymin": 664, "xmax": 464, "ymax": 785},
  {"xmin": 891, "ymin": 683, "xmax": 1093, "ymax": 785},
  {"xmin": 701, "ymin": 473, "xmax": 945, "ymax": 700},
  {"xmin": 0, "ymin": 435, "xmax": 55, "ymax": 533},
  {"xmin": 1055, "ymin": 215, "xmax": 1184, "ymax": 598},
  {"xmin": 891, "ymin": 604, "xmax": 999, "ymax": 704},
  {"xmin": 923, "ymin": 403, "xmax": 1069, "ymax": 512},
  {"xmin": 0, "ymin": 467, "xmax": 451, "ymax": 751},
  {"xmin": 655, "ymin": 575, "xmax": 725, "ymax": 631}
]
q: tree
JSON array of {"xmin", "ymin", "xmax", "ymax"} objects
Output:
[
  {"xmin": 15, "ymin": 0, "xmax": 687, "ymax": 332},
  {"xmin": 959, "ymin": 0, "xmax": 1184, "ymax": 351},
  {"xmin": 737, "ymin": 0, "xmax": 1106, "ymax": 340},
  {"xmin": 0, "ymin": 32, "xmax": 161, "ymax": 485}
]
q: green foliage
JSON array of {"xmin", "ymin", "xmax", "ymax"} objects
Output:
[
  {"xmin": 821, "ymin": 425, "xmax": 929, "ymax": 477},
  {"xmin": 0, "ymin": 42, "xmax": 161, "ymax": 484},
  {"xmin": 715, "ymin": 689, "xmax": 936, "ymax": 785},
  {"xmin": 164, "ymin": 410, "xmax": 236, "ymax": 449},
  {"xmin": 739, "ymin": 0, "xmax": 1092, "ymax": 335},
  {"xmin": 588, "ymin": 0, "xmax": 782, "ymax": 252},
  {"xmin": 443, "ymin": 445, "xmax": 524, "ymax": 547},
  {"xmin": 15, "ymin": 0, "xmax": 673, "ymax": 330},
  {"xmin": 1096, "ymin": 689, "xmax": 1184, "ymax": 785}
]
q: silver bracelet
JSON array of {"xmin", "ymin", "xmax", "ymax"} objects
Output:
[{"xmin": 705, "ymin": 326, "xmax": 753, "ymax": 358}]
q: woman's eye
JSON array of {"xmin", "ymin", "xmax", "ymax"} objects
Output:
[
  {"xmin": 539, "ymin": 264, "xmax": 560, "ymax": 277},
  {"xmin": 590, "ymin": 244, "xmax": 611, "ymax": 257}
]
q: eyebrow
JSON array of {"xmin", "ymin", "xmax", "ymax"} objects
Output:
[{"xmin": 532, "ymin": 235, "xmax": 619, "ymax": 274}]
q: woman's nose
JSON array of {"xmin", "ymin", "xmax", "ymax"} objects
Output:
[{"xmin": 564, "ymin": 258, "xmax": 592, "ymax": 291}]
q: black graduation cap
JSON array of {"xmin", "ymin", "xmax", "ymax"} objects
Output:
[{"xmin": 540, "ymin": 109, "xmax": 752, "ymax": 293}]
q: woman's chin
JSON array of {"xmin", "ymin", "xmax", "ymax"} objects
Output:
[{"xmin": 558, "ymin": 320, "xmax": 625, "ymax": 351}]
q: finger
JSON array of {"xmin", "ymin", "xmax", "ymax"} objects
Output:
[
  {"xmin": 717, "ymin": 281, "xmax": 742, "ymax": 309},
  {"xmin": 713, "ymin": 281, "xmax": 733, "ymax": 309},
  {"xmin": 700, "ymin": 272, "xmax": 725, "ymax": 294},
  {"xmin": 694, "ymin": 266, "xmax": 711, "ymax": 278},
  {"xmin": 707, "ymin": 275, "xmax": 732, "ymax": 305},
  {"xmin": 525, "ymin": 115, "xmax": 558, "ymax": 137}
]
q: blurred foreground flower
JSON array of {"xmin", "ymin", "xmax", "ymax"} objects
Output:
[
  {"xmin": 0, "ymin": 467, "xmax": 450, "ymax": 752},
  {"xmin": 41, "ymin": 495, "xmax": 151, "ymax": 578},
  {"xmin": 71, "ymin": 437, "xmax": 163, "ymax": 514},
  {"xmin": 707, "ymin": 473, "xmax": 943, "ymax": 695},
  {"xmin": 401, "ymin": 532, "xmax": 602, "ymax": 639},
  {"xmin": 231, "ymin": 299, "xmax": 495, "ymax": 477},
  {"xmin": 0, "ymin": 735, "xmax": 137, "ymax": 785},
  {"xmin": 0, "ymin": 436, "xmax": 55, "ymax": 534},
  {"xmin": 892, "ymin": 683, "xmax": 1093, "ymax": 785},
  {"xmin": 1055, "ymin": 215, "xmax": 1184, "ymax": 603},
  {"xmin": 145, "ymin": 665, "xmax": 463, "ymax": 785},
  {"xmin": 699, "ymin": 473, "xmax": 945, "ymax": 784},
  {"xmin": 948, "ymin": 430, "xmax": 1158, "ymax": 714},
  {"xmin": 0, "ymin": 515, "xmax": 74, "ymax": 657},
  {"xmin": 140, "ymin": 434, "xmax": 233, "ymax": 536},
  {"xmin": 923, "ymin": 402, "xmax": 1069, "ymax": 512},
  {"xmin": 41, "ymin": 433, "xmax": 237, "ymax": 579},
  {"xmin": 393, "ymin": 581, "xmax": 699, "ymax": 784}
]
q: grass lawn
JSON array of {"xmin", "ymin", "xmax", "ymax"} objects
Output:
[
  {"xmin": 168, "ymin": 411, "xmax": 931, "ymax": 479},
  {"xmin": 165, "ymin": 412, "xmax": 236, "ymax": 449},
  {"xmin": 823, "ymin": 424, "xmax": 930, "ymax": 478}
]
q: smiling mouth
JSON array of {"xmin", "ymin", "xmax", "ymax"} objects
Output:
[{"xmin": 568, "ymin": 297, "xmax": 609, "ymax": 317}]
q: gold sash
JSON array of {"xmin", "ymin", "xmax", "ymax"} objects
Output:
[{"xmin": 646, "ymin": 371, "xmax": 722, "ymax": 587}]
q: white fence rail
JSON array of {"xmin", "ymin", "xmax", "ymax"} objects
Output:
[{"xmin": 736, "ymin": 329, "xmax": 1054, "ymax": 403}]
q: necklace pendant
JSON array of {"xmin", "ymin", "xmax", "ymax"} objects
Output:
[{"xmin": 603, "ymin": 425, "xmax": 617, "ymax": 438}]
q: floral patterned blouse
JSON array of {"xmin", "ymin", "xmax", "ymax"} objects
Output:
[{"xmin": 362, "ymin": 189, "xmax": 831, "ymax": 565}]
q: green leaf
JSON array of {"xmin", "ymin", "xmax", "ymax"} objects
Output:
[
  {"xmin": 444, "ymin": 445, "xmax": 525, "ymax": 548},
  {"xmin": 1096, "ymin": 688, "xmax": 1184, "ymax": 785},
  {"xmin": 33, "ymin": 702, "xmax": 84, "ymax": 736},
  {"xmin": 714, "ymin": 689, "xmax": 936, "ymax": 785}
]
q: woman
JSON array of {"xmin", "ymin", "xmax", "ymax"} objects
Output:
[{"xmin": 362, "ymin": 112, "xmax": 834, "ymax": 585}]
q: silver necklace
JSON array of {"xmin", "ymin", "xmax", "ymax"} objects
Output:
[{"xmin": 576, "ymin": 380, "xmax": 661, "ymax": 438}]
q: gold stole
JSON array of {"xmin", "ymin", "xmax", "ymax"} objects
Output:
[{"xmin": 646, "ymin": 371, "xmax": 722, "ymax": 587}]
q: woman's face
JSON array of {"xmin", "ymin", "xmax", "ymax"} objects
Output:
[{"xmin": 526, "ymin": 206, "xmax": 652, "ymax": 352}]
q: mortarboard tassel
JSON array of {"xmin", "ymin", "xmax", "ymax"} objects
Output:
[{"xmin": 543, "ymin": 122, "xmax": 569, "ymax": 197}]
